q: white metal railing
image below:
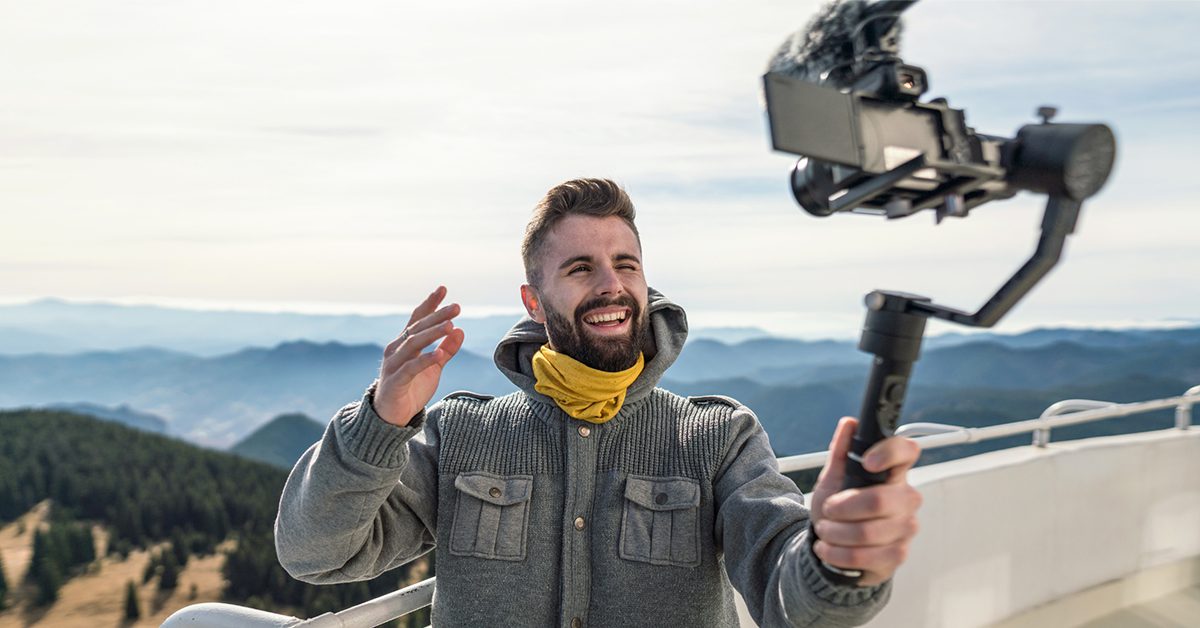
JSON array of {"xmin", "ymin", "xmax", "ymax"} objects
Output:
[
  {"xmin": 161, "ymin": 576, "xmax": 435, "ymax": 627},
  {"xmin": 776, "ymin": 385, "xmax": 1198, "ymax": 473},
  {"xmin": 162, "ymin": 384, "xmax": 1200, "ymax": 628}
]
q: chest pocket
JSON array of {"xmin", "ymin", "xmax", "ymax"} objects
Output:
[
  {"xmin": 619, "ymin": 475, "xmax": 701, "ymax": 568},
  {"xmin": 449, "ymin": 471, "xmax": 533, "ymax": 561}
]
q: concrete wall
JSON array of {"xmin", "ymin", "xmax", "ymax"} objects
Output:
[{"xmin": 862, "ymin": 428, "xmax": 1200, "ymax": 628}]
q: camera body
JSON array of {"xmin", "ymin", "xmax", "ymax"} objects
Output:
[{"xmin": 763, "ymin": 0, "xmax": 1114, "ymax": 220}]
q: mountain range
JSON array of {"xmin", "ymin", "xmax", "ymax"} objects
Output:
[
  {"xmin": 0, "ymin": 298, "xmax": 772, "ymax": 357},
  {"xmin": 3, "ymin": 317, "xmax": 1196, "ymax": 453}
]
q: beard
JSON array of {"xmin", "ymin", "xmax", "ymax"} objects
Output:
[{"xmin": 543, "ymin": 293, "xmax": 648, "ymax": 372}]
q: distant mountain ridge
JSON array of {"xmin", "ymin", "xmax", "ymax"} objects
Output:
[
  {"xmin": 43, "ymin": 401, "xmax": 169, "ymax": 433},
  {"xmin": 0, "ymin": 298, "xmax": 521, "ymax": 357},
  {"xmin": 0, "ymin": 299, "xmax": 773, "ymax": 357},
  {"xmin": 2, "ymin": 323, "xmax": 1197, "ymax": 454},
  {"xmin": 925, "ymin": 325, "xmax": 1200, "ymax": 350},
  {"xmin": 0, "ymin": 340, "xmax": 510, "ymax": 447}
]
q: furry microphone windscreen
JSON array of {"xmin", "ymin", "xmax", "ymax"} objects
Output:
[{"xmin": 766, "ymin": 0, "xmax": 873, "ymax": 86}]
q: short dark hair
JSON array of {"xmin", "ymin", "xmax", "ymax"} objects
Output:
[{"xmin": 521, "ymin": 178, "xmax": 640, "ymax": 286}]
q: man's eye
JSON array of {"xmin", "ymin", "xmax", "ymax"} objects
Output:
[
  {"xmin": 618, "ymin": 264, "xmax": 639, "ymax": 271},
  {"xmin": 569, "ymin": 265, "xmax": 590, "ymax": 274}
]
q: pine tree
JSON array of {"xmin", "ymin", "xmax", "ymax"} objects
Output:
[
  {"xmin": 70, "ymin": 524, "xmax": 96, "ymax": 567},
  {"xmin": 33, "ymin": 558, "xmax": 62, "ymax": 606},
  {"xmin": 170, "ymin": 531, "xmax": 189, "ymax": 568},
  {"xmin": 123, "ymin": 580, "xmax": 141, "ymax": 621},
  {"xmin": 26, "ymin": 528, "xmax": 63, "ymax": 605},
  {"xmin": 158, "ymin": 550, "xmax": 179, "ymax": 591},
  {"xmin": 142, "ymin": 550, "xmax": 160, "ymax": 584}
]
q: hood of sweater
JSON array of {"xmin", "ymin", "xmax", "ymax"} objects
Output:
[{"xmin": 494, "ymin": 287, "xmax": 688, "ymax": 409}]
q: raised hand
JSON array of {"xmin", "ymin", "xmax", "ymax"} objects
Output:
[
  {"xmin": 374, "ymin": 286, "xmax": 466, "ymax": 426},
  {"xmin": 808, "ymin": 417, "xmax": 922, "ymax": 586}
]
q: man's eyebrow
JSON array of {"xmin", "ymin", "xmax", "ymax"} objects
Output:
[
  {"xmin": 558, "ymin": 255, "xmax": 595, "ymax": 271},
  {"xmin": 557, "ymin": 252, "xmax": 641, "ymax": 271}
]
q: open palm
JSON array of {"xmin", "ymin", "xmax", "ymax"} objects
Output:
[{"xmin": 374, "ymin": 286, "xmax": 465, "ymax": 426}]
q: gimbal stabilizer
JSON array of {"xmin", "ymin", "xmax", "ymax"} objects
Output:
[{"xmin": 762, "ymin": 0, "xmax": 1117, "ymax": 584}]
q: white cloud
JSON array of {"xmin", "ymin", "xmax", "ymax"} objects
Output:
[{"xmin": 1, "ymin": 0, "xmax": 1196, "ymax": 335}]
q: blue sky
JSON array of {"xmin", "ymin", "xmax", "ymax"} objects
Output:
[{"xmin": 2, "ymin": 0, "xmax": 1197, "ymax": 338}]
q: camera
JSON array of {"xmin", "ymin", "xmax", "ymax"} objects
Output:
[{"xmin": 762, "ymin": 0, "xmax": 1115, "ymax": 221}]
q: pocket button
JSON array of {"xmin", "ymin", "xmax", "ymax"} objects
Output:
[
  {"xmin": 655, "ymin": 493, "xmax": 668, "ymax": 505},
  {"xmin": 489, "ymin": 487, "xmax": 502, "ymax": 498}
]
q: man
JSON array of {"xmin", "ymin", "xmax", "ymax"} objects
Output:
[{"xmin": 276, "ymin": 178, "xmax": 922, "ymax": 627}]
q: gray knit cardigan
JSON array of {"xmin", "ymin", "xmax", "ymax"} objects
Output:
[{"xmin": 275, "ymin": 289, "xmax": 890, "ymax": 627}]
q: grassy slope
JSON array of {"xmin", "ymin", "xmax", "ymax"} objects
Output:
[{"xmin": 0, "ymin": 502, "xmax": 234, "ymax": 627}]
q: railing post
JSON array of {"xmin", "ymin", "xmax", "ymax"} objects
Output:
[
  {"xmin": 1035, "ymin": 399, "xmax": 1118, "ymax": 448},
  {"xmin": 1178, "ymin": 385, "xmax": 1200, "ymax": 430}
]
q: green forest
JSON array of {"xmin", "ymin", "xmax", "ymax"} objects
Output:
[{"xmin": 0, "ymin": 409, "xmax": 430, "ymax": 626}]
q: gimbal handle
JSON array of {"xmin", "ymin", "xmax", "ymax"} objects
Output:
[{"xmin": 817, "ymin": 194, "xmax": 1082, "ymax": 585}]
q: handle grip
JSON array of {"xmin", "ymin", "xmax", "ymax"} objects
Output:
[{"xmin": 818, "ymin": 292, "xmax": 926, "ymax": 586}]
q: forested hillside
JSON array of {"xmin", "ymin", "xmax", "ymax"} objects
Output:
[{"xmin": 0, "ymin": 410, "xmax": 429, "ymax": 626}]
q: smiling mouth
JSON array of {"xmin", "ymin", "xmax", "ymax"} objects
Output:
[{"xmin": 582, "ymin": 309, "xmax": 630, "ymax": 328}]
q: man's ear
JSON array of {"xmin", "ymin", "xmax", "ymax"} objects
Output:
[{"xmin": 520, "ymin": 284, "xmax": 546, "ymax": 323}]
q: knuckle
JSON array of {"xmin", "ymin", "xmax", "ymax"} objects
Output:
[
  {"xmin": 908, "ymin": 487, "xmax": 924, "ymax": 510},
  {"xmin": 863, "ymin": 490, "xmax": 886, "ymax": 513},
  {"xmin": 853, "ymin": 523, "xmax": 875, "ymax": 545},
  {"xmin": 844, "ymin": 547, "xmax": 868, "ymax": 567},
  {"xmin": 812, "ymin": 540, "xmax": 827, "ymax": 561}
]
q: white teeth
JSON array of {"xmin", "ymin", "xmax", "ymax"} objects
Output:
[{"xmin": 585, "ymin": 311, "xmax": 627, "ymax": 324}]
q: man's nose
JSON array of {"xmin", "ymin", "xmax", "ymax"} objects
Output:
[{"xmin": 593, "ymin": 265, "xmax": 623, "ymax": 295}]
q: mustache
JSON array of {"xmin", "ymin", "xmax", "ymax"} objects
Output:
[{"xmin": 573, "ymin": 294, "xmax": 641, "ymax": 322}]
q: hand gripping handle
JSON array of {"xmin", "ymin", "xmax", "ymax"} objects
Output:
[{"xmin": 819, "ymin": 292, "xmax": 927, "ymax": 585}]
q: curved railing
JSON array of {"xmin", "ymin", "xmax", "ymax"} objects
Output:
[{"xmin": 163, "ymin": 384, "xmax": 1200, "ymax": 628}]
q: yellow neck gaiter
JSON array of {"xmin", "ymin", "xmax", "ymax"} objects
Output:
[{"xmin": 532, "ymin": 345, "xmax": 644, "ymax": 424}]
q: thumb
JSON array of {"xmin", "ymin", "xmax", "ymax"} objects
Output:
[{"xmin": 815, "ymin": 417, "xmax": 858, "ymax": 494}]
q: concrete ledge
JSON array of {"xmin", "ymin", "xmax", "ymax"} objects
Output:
[
  {"xmin": 991, "ymin": 556, "xmax": 1200, "ymax": 628},
  {"xmin": 859, "ymin": 428, "xmax": 1200, "ymax": 628}
]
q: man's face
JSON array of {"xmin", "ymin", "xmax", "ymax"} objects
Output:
[{"xmin": 523, "ymin": 214, "xmax": 649, "ymax": 372}]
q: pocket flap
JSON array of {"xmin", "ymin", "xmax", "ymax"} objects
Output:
[
  {"xmin": 454, "ymin": 472, "xmax": 533, "ymax": 506},
  {"xmin": 624, "ymin": 475, "xmax": 700, "ymax": 511}
]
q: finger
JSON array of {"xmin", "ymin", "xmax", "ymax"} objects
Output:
[
  {"xmin": 820, "ymin": 483, "xmax": 923, "ymax": 523},
  {"xmin": 387, "ymin": 327, "xmax": 465, "ymax": 387},
  {"xmin": 383, "ymin": 322, "xmax": 454, "ymax": 376},
  {"xmin": 405, "ymin": 286, "xmax": 447, "ymax": 328},
  {"xmin": 812, "ymin": 539, "xmax": 909, "ymax": 579},
  {"xmin": 815, "ymin": 417, "xmax": 858, "ymax": 492},
  {"xmin": 386, "ymin": 302, "xmax": 460, "ymax": 358},
  {"xmin": 408, "ymin": 303, "xmax": 461, "ymax": 339},
  {"xmin": 387, "ymin": 351, "xmax": 445, "ymax": 388},
  {"xmin": 431, "ymin": 327, "xmax": 466, "ymax": 368},
  {"xmin": 814, "ymin": 514, "xmax": 919, "ymax": 548},
  {"xmin": 862, "ymin": 436, "xmax": 922, "ymax": 482}
]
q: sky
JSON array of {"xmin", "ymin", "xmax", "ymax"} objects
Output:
[{"xmin": 3, "ymin": 0, "xmax": 1198, "ymax": 339}]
